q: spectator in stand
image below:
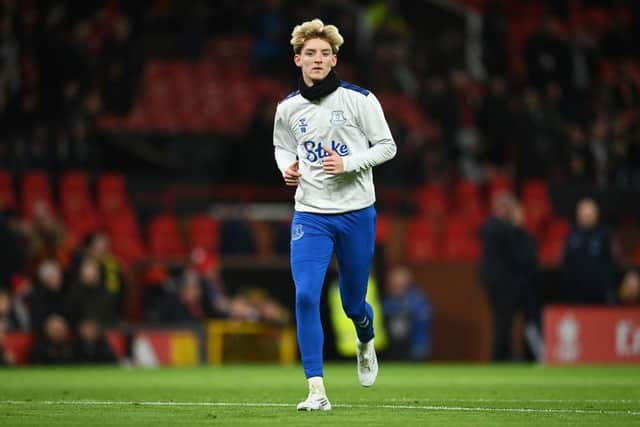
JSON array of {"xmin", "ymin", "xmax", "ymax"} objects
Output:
[
  {"xmin": 601, "ymin": 17, "xmax": 633, "ymax": 63},
  {"xmin": 0, "ymin": 208, "xmax": 29, "ymax": 290},
  {"xmin": 478, "ymin": 76, "xmax": 514, "ymax": 168},
  {"xmin": 251, "ymin": 0, "xmax": 289, "ymax": 75},
  {"xmin": 610, "ymin": 60, "xmax": 640, "ymax": 113},
  {"xmin": 0, "ymin": 318, "xmax": 16, "ymax": 365},
  {"xmin": 9, "ymin": 275, "xmax": 31, "ymax": 331},
  {"xmin": 420, "ymin": 75, "xmax": 461, "ymax": 165},
  {"xmin": 30, "ymin": 260, "xmax": 67, "ymax": 335},
  {"xmin": 85, "ymin": 232, "xmax": 127, "ymax": 316},
  {"xmin": 0, "ymin": 289, "xmax": 20, "ymax": 330},
  {"xmin": 100, "ymin": 15, "xmax": 138, "ymax": 116},
  {"xmin": 27, "ymin": 200, "xmax": 69, "ymax": 270},
  {"xmin": 482, "ymin": 0, "xmax": 508, "ymax": 76},
  {"xmin": 563, "ymin": 123, "xmax": 595, "ymax": 189},
  {"xmin": 190, "ymin": 247, "xmax": 289, "ymax": 323},
  {"xmin": 618, "ymin": 269, "xmax": 640, "ymax": 305},
  {"xmin": 220, "ymin": 220, "xmax": 256, "ymax": 255},
  {"xmin": 523, "ymin": 15, "xmax": 572, "ymax": 90},
  {"xmin": 29, "ymin": 314, "xmax": 74, "ymax": 365},
  {"xmin": 155, "ymin": 268, "xmax": 206, "ymax": 324},
  {"xmin": 239, "ymin": 288, "xmax": 290, "ymax": 324},
  {"xmin": 141, "ymin": 262, "xmax": 171, "ymax": 322},
  {"xmin": 562, "ymin": 198, "xmax": 617, "ymax": 304},
  {"xmin": 513, "ymin": 87, "xmax": 560, "ymax": 182},
  {"xmin": 190, "ymin": 248, "xmax": 231, "ymax": 318},
  {"xmin": 510, "ymin": 203, "xmax": 544, "ymax": 361},
  {"xmin": 479, "ymin": 191, "xmax": 517, "ymax": 361},
  {"xmin": 241, "ymin": 97, "xmax": 281, "ymax": 185},
  {"xmin": 73, "ymin": 318, "xmax": 117, "ymax": 364},
  {"xmin": 568, "ymin": 27, "xmax": 599, "ymax": 99},
  {"xmin": 66, "ymin": 257, "xmax": 117, "ymax": 327},
  {"xmin": 382, "ymin": 265, "xmax": 432, "ymax": 361}
]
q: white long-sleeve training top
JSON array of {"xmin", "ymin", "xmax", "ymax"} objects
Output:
[{"xmin": 273, "ymin": 82, "xmax": 397, "ymax": 214}]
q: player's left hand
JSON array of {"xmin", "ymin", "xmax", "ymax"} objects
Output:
[{"xmin": 321, "ymin": 146, "xmax": 344, "ymax": 174}]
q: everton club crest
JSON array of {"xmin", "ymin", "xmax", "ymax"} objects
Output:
[{"xmin": 330, "ymin": 110, "xmax": 347, "ymax": 126}]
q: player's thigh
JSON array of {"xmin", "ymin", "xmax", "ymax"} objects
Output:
[
  {"xmin": 334, "ymin": 207, "xmax": 376, "ymax": 284},
  {"xmin": 290, "ymin": 212, "xmax": 335, "ymax": 291}
]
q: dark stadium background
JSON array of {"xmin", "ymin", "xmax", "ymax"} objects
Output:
[{"xmin": 0, "ymin": 0, "xmax": 639, "ymax": 365}]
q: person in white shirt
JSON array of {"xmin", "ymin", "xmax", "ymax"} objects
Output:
[{"xmin": 273, "ymin": 18, "xmax": 396, "ymax": 411}]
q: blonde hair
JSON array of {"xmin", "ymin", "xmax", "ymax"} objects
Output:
[{"xmin": 290, "ymin": 19, "xmax": 344, "ymax": 54}]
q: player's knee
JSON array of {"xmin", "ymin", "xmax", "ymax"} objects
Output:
[
  {"xmin": 296, "ymin": 288, "xmax": 320, "ymax": 309},
  {"xmin": 342, "ymin": 304, "xmax": 364, "ymax": 320}
]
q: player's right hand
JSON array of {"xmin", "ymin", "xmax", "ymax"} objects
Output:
[{"xmin": 283, "ymin": 160, "xmax": 301, "ymax": 186}]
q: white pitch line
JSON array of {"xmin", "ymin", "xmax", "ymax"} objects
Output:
[
  {"xmin": 383, "ymin": 398, "xmax": 640, "ymax": 404},
  {"xmin": 1, "ymin": 400, "xmax": 639, "ymax": 416}
]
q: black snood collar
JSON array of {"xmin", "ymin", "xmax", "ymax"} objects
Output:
[{"xmin": 298, "ymin": 69, "xmax": 340, "ymax": 101}]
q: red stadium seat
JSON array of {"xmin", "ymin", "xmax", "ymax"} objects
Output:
[
  {"xmin": 487, "ymin": 173, "xmax": 513, "ymax": 200},
  {"xmin": 545, "ymin": 217, "xmax": 571, "ymax": 239},
  {"xmin": 3, "ymin": 332, "xmax": 34, "ymax": 365},
  {"xmin": 0, "ymin": 169, "xmax": 16, "ymax": 208},
  {"xmin": 415, "ymin": 183, "xmax": 448, "ymax": 221},
  {"xmin": 97, "ymin": 172, "xmax": 131, "ymax": 216},
  {"xmin": 103, "ymin": 209, "xmax": 140, "ymax": 235},
  {"xmin": 540, "ymin": 235, "xmax": 566, "ymax": 266},
  {"xmin": 186, "ymin": 214, "xmax": 220, "ymax": 253},
  {"xmin": 60, "ymin": 170, "xmax": 90, "ymax": 193},
  {"xmin": 441, "ymin": 234, "xmax": 481, "ymax": 261},
  {"xmin": 97, "ymin": 172, "xmax": 126, "ymax": 195},
  {"xmin": 539, "ymin": 217, "xmax": 571, "ymax": 266},
  {"xmin": 63, "ymin": 202, "xmax": 99, "ymax": 239},
  {"xmin": 444, "ymin": 214, "xmax": 473, "ymax": 235},
  {"xmin": 110, "ymin": 232, "xmax": 146, "ymax": 265},
  {"xmin": 59, "ymin": 171, "xmax": 99, "ymax": 241},
  {"xmin": 522, "ymin": 179, "xmax": 553, "ymax": 238},
  {"xmin": 102, "ymin": 208, "xmax": 146, "ymax": 264},
  {"xmin": 454, "ymin": 179, "xmax": 482, "ymax": 206},
  {"xmin": 521, "ymin": 178, "xmax": 549, "ymax": 201},
  {"xmin": 406, "ymin": 218, "xmax": 440, "ymax": 263},
  {"xmin": 148, "ymin": 213, "xmax": 187, "ymax": 259},
  {"xmin": 375, "ymin": 213, "xmax": 390, "ymax": 244},
  {"xmin": 21, "ymin": 170, "xmax": 55, "ymax": 220},
  {"xmin": 441, "ymin": 214, "xmax": 481, "ymax": 261}
]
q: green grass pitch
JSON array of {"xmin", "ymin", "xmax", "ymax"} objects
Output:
[{"xmin": 1, "ymin": 363, "xmax": 639, "ymax": 426}]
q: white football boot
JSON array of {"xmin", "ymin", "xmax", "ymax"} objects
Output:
[
  {"xmin": 296, "ymin": 377, "xmax": 332, "ymax": 411},
  {"xmin": 356, "ymin": 338, "xmax": 378, "ymax": 387}
]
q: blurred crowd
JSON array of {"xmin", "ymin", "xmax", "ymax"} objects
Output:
[
  {"xmin": 480, "ymin": 192, "xmax": 640, "ymax": 361},
  {"xmin": 0, "ymin": 202, "xmax": 289, "ymax": 365},
  {"xmin": 0, "ymin": 0, "xmax": 638, "ymax": 189},
  {"xmin": 0, "ymin": 0, "xmax": 140, "ymax": 171}
]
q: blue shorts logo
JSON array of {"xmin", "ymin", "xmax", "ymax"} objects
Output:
[
  {"xmin": 292, "ymin": 224, "xmax": 304, "ymax": 241},
  {"xmin": 303, "ymin": 140, "xmax": 350, "ymax": 162}
]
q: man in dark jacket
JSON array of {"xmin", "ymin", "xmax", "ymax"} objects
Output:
[
  {"xmin": 30, "ymin": 260, "xmax": 66, "ymax": 334},
  {"xmin": 66, "ymin": 257, "xmax": 117, "ymax": 327},
  {"xmin": 562, "ymin": 198, "xmax": 617, "ymax": 304},
  {"xmin": 29, "ymin": 314, "xmax": 74, "ymax": 364},
  {"xmin": 479, "ymin": 192, "xmax": 517, "ymax": 361},
  {"xmin": 156, "ymin": 269, "xmax": 205, "ymax": 324},
  {"xmin": 0, "ymin": 319, "xmax": 16, "ymax": 365},
  {"xmin": 511, "ymin": 203, "xmax": 544, "ymax": 361},
  {"xmin": 73, "ymin": 318, "xmax": 117, "ymax": 364}
]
